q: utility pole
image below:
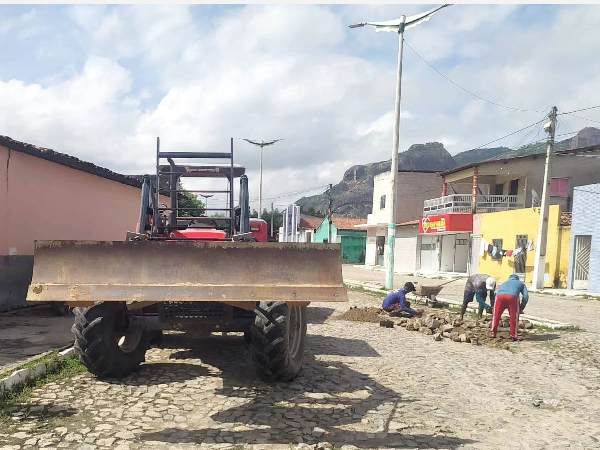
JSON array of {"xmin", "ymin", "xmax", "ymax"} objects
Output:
[
  {"xmin": 350, "ymin": 4, "xmax": 450, "ymax": 290},
  {"xmin": 327, "ymin": 183, "xmax": 333, "ymax": 244},
  {"xmin": 241, "ymin": 138, "xmax": 283, "ymax": 219},
  {"xmin": 270, "ymin": 202, "xmax": 274, "ymax": 239},
  {"xmin": 199, "ymin": 193, "xmax": 214, "ymax": 215},
  {"xmin": 532, "ymin": 106, "xmax": 558, "ymax": 289}
]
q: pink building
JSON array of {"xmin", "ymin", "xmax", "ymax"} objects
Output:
[{"xmin": 0, "ymin": 136, "xmax": 151, "ymax": 311}]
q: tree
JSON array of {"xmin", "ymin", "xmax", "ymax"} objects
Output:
[
  {"xmin": 177, "ymin": 181, "xmax": 205, "ymax": 217},
  {"xmin": 305, "ymin": 206, "xmax": 325, "ymax": 218},
  {"xmin": 251, "ymin": 208, "xmax": 284, "ymax": 236}
]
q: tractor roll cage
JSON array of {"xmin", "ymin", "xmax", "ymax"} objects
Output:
[{"xmin": 138, "ymin": 137, "xmax": 250, "ymax": 238}]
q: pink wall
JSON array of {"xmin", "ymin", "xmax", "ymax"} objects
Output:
[{"xmin": 0, "ymin": 145, "xmax": 149, "ymax": 256}]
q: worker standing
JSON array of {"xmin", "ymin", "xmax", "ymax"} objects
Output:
[
  {"xmin": 460, "ymin": 274, "xmax": 496, "ymax": 320},
  {"xmin": 490, "ymin": 274, "xmax": 529, "ymax": 341},
  {"xmin": 382, "ymin": 282, "xmax": 422, "ymax": 317}
]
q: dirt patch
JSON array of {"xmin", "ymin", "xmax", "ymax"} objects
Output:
[
  {"xmin": 335, "ymin": 306, "xmax": 386, "ymax": 323},
  {"xmin": 335, "ymin": 306, "xmax": 539, "ymax": 350}
]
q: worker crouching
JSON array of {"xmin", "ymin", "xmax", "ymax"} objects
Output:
[{"xmin": 382, "ymin": 282, "xmax": 422, "ymax": 317}]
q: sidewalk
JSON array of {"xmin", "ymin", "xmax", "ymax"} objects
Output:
[{"xmin": 0, "ymin": 304, "xmax": 73, "ymax": 374}]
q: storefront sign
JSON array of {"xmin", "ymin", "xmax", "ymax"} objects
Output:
[{"xmin": 419, "ymin": 214, "xmax": 473, "ymax": 234}]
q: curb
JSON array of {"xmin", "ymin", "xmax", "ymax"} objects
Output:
[
  {"xmin": 345, "ymin": 279, "xmax": 572, "ymax": 330},
  {"xmin": 0, "ymin": 347, "xmax": 76, "ymax": 393}
]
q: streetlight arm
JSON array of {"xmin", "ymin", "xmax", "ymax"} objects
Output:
[
  {"xmin": 241, "ymin": 138, "xmax": 284, "ymax": 147},
  {"xmin": 348, "ymin": 23, "xmax": 366, "ymax": 28},
  {"xmin": 351, "ymin": 4, "xmax": 452, "ymax": 33},
  {"xmin": 405, "ymin": 4, "xmax": 452, "ymax": 30}
]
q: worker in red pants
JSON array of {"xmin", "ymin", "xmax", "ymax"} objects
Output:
[{"xmin": 490, "ymin": 274, "xmax": 529, "ymax": 341}]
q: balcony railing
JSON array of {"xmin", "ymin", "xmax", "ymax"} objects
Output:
[{"xmin": 423, "ymin": 194, "xmax": 523, "ymax": 216}]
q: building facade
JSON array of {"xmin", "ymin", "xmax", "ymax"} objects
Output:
[
  {"xmin": 0, "ymin": 136, "xmax": 163, "ymax": 312},
  {"xmin": 313, "ymin": 217, "xmax": 367, "ymax": 264},
  {"xmin": 568, "ymin": 184, "xmax": 600, "ymax": 293},
  {"xmin": 416, "ymin": 144, "xmax": 600, "ymax": 280},
  {"xmin": 477, "ymin": 206, "xmax": 571, "ymax": 288},
  {"xmin": 364, "ymin": 170, "xmax": 443, "ymax": 272}
]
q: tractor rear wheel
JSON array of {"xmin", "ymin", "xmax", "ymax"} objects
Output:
[
  {"xmin": 250, "ymin": 302, "xmax": 307, "ymax": 382},
  {"xmin": 72, "ymin": 303, "xmax": 150, "ymax": 378}
]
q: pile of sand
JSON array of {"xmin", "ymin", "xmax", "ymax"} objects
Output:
[{"xmin": 335, "ymin": 306, "xmax": 386, "ymax": 323}]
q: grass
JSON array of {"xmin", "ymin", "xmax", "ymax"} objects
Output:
[
  {"xmin": 582, "ymin": 294, "xmax": 600, "ymax": 301},
  {"xmin": 533, "ymin": 324, "xmax": 584, "ymax": 333},
  {"xmin": 345, "ymin": 284, "xmax": 387, "ymax": 298},
  {"xmin": 0, "ymin": 353, "xmax": 85, "ymax": 423},
  {"xmin": 272, "ymin": 401, "xmax": 293, "ymax": 408}
]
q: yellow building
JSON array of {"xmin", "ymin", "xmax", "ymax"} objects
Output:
[{"xmin": 478, "ymin": 205, "xmax": 571, "ymax": 288}]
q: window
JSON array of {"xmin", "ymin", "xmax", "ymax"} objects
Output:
[
  {"xmin": 494, "ymin": 183, "xmax": 504, "ymax": 195},
  {"xmin": 509, "ymin": 179, "xmax": 519, "ymax": 196},
  {"xmin": 456, "ymin": 239, "xmax": 468, "ymax": 245},
  {"xmin": 551, "ymin": 178, "xmax": 569, "ymax": 197},
  {"xmin": 380, "ymin": 195, "xmax": 386, "ymax": 209}
]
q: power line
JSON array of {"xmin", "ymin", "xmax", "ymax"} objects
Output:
[
  {"xmin": 561, "ymin": 111, "xmax": 600, "ymax": 125},
  {"xmin": 403, "ymin": 39, "xmax": 543, "ymax": 113},
  {"xmin": 249, "ymin": 184, "xmax": 328, "ymax": 201},
  {"xmin": 560, "ymin": 105, "xmax": 600, "ymax": 115},
  {"xmin": 468, "ymin": 117, "xmax": 548, "ymax": 152}
]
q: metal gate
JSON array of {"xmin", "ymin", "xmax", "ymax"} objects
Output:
[{"xmin": 573, "ymin": 235, "xmax": 592, "ymax": 290}]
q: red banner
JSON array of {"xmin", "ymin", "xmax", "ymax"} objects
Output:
[{"xmin": 419, "ymin": 214, "xmax": 473, "ymax": 234}]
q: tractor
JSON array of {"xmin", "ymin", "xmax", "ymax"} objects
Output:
[{"xmin": 27, "ymin": 138, "xmax": 347, "ymax": 382}]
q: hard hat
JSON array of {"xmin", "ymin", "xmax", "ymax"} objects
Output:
[{"xmin": 486, "ymin": 277, "xmax": 496, "ymax": 291}]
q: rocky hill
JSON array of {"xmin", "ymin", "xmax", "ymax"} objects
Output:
[
  {"xmin": 297, "ymin": 142, "xmax": 456, "ymax": 218},
  {"xmin": 296, "ymin": 127, "xmax": 600, "ymax": 218}
]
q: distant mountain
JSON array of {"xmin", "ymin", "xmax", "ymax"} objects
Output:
[
  {"xmin": 452, "ymin": 147, "xmax": 510, "ymax": 166},
  {"xmin": 297, "ymin": 127, "xmax": 600, "ymax": 218},
  {"xmin": 296, "ymin": 142, "xmax": 456, "ymax": 218}
]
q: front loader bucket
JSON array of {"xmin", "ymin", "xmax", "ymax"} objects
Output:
[{"xmin": 27, "ymin": 240, "xmax": 348, "ymax": 306}]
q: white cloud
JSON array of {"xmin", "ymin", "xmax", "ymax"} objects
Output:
[{"xmin": 1, "ymin": 4, "xmax": 600, "ymax": 212}]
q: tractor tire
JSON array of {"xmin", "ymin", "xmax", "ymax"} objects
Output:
[
  {"xmin": 72, "ymin": 303, "xmax": 150, "ymax": 378},
  {"xmin": 250, "ymin": 302, "xmax": 307, "ymax": 382}
]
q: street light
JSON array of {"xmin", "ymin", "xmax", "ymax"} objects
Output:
[
  {"xmin": 199, "ymin": 193, "xmax": 214, "ymax": 215},
  {"xmin": 350, "ymin": 4, "xmax": 451, "ymax": 290},
  {"xmin": 242, "ymin": 138, "xmax": 284, "ymax": 219}
]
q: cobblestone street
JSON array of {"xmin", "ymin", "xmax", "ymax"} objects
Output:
[{"xmin": 2, "ymin": 282, "xmax": 600, "ymax": 450}]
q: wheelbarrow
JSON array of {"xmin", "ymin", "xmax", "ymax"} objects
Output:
[{"xmin": 413, "ymin": 279, "xmax": 456, "ymax": 307}]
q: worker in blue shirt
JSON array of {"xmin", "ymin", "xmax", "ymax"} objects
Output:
[{"xmin": 382, "ymin": 282, "xmax": 421, "ymax": 317}]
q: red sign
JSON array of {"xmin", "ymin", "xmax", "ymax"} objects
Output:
[{"xmin": 419, "ymin": 214, "xmax": 473, "ymax": 234}]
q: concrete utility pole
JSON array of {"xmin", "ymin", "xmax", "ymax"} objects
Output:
[
  {"xmin": 532, "ymin": 106, "xmax": 558, "ymax": 289},
  {"xmin": 270, "ymin": 202, "xmax": 274, "ymax": 239},
  {"xmin": 199, "ymin": 193, "xmax": 214, "ymax": 215},
  {"xmin": 327, "ymin": 183, "xmax": 333, "ymax": 244},
  {"xmin": 350, "ymin": 4, "xmax": 451, "ymax": 290},
  {"xmin": 241, "ymin": 139, "xmax": 283, "ymax": 219}
]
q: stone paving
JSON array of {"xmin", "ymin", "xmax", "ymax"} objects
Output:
[{"xmin": 2, "ymin": 287, "xmax": 600, "ymax": 450}]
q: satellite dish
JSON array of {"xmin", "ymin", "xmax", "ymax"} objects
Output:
[{"xmin": 531, "ymin": 189, "xmax": 540, "ymax": 207}]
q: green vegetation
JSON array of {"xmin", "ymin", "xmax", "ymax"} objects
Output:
[
  {"xmin": 177, "ymin": 181, "xmax": 205, "ymax": 217},
  {"xmin": 0, "ymin": 353, "xmax": 85, "ymax": 422},
  {"xmin": 272, "ymin": 401, "xmax": 293, "ymax": 408},
  {"xmin": 533, "ymin": 324, "xmax": 584, "ymax": 333},
  {"xmin": 345, "ymin": 284, "xmax": 387, "ymax": 298}
]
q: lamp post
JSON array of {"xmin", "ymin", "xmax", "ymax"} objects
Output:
[
  {"xmin": 199, "ymin": 193, "xmax": 214, "ymax": 215},
  {"xmin": 242, "ymin": 138, "xmax": 284, "ymax": 219},
  {"xmin": 350, "ymin": 4, "xmax": 451, "ymax": 290}
]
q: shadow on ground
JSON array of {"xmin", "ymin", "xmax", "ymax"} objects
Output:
[
  {"xmin": 137, "ymin": 333, "xmax": 474, "ymax": 449},
  {"xmin": 526, "ymin": 333, "xmax": 561, "ymax": 342},
  {"xmin": 102, "ymin": 362, "xmax": 211, "ymax": 386}
]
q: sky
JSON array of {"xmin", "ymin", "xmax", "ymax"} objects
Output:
[{"xmin": 1, "ymin": 4, "xmax": 600, "ymax": 212}]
